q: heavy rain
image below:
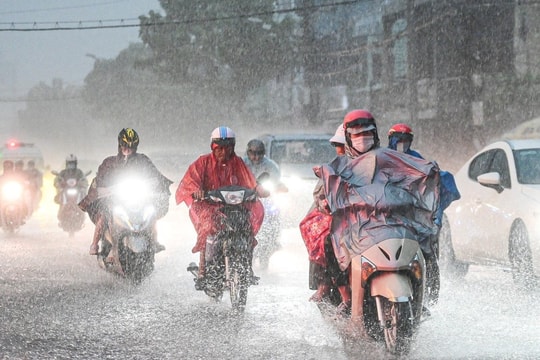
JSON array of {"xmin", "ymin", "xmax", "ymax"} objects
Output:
[{"xmin": 1, "ymin": 1, "xmax": 540, "ymax": 359}]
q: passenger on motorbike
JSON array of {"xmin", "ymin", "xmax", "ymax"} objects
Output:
[
  {"xmin": 79, "ymin": 128, "xmax": 172, "ymax": 268},
  {"xmin": 387, "ymin": 123, "xmax": 423, "ymax": 158},
  {"xmin": 329, "ymin": 124, "xmax": 346, "ymax": 156},
  {"xmin": 176, "ymin": 126, "xmax": 268, "ymax": 288},
  {"xmin": 304, "ymin": 124, "xmax": 347, "ymax": 303},
  {"xmin": 54, "ymin": 154, "xmax": 88, "ymax": 204},
  {"xmin": 301, "ymin": 109, "xmax": 380, "ymax": 312},
  {"xmin": 387, "ymin": 123, "xmax": 461, "ymax": 305}
]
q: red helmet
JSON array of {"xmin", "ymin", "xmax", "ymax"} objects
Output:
[
  {"xmin": 388, "ymin": 123, "xmax": 413, "ymax": 137},
  {"xmin": 343, "ymin": 109, "xmax": 375, "ymax": 131},
  {"xmin": 343, "ymin": 109, "xmax": 379, "ymax": 148},
  {"xmin": 388, "ymin": 123, "xmax": 414, "ymax": 143}
]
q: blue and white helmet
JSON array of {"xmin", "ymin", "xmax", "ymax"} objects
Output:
[{"xmin": 210, "ymin": 126, "xmax": 236, "ymax": 148}]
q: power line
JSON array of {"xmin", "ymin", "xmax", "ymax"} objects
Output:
[
  {"xmin": 0, "ymin": 1, "xmax": 131, "ymax": 16},
  {"xmin": 0, "ymin": 0, "xmax": 362, "ymax": 31}
]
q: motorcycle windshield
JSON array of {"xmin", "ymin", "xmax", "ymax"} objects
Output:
[{"xmin": 317, "ymin": 148, "xmax": 440, "ymax": 271}]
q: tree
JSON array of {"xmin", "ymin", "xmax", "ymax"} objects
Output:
[{"xmin": 138, "ymin": 1, "xmax": 300, "ymax": 107}]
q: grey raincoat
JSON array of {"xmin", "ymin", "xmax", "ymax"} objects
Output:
[{"xmin": 314, "ymin": 147, "xmax": 440, "ymax": 271}]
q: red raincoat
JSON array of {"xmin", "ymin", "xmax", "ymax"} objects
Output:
[{"xmin": 176, "ymin": 152, "xmax": 264, "ymax": 253}]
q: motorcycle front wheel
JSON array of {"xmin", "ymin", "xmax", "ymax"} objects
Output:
[
  {"xmin": 380, "ymin": 299, "xmax": 414, "ymax": 355},
  {"xmin": 228, "ymin": 257, "xmax": 249, "ymax": 312}
]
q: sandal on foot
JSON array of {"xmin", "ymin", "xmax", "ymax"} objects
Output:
[{"xmin": 104, "ymin": 256, "xmax": 124, "ymax": 276}]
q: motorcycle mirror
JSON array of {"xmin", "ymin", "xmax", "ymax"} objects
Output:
[{"xmin": 51, "ymin": 170, "xmax": 59, "ymax": 176}]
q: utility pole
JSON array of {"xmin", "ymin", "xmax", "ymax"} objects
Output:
[{"xmin": 300, "ymin": 0, "xmax": 320, "ymax": 125}]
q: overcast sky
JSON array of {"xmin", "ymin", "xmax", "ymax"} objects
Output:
[{"xmin": 0, "ymin": 0, "xmax": 161, "ymax": 102}]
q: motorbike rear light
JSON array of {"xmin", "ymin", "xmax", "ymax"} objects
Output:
[
  {"xmin": 361, "ymin": 258, "xmax": 376, "ymax": 284},
  {"xmin": 410, "ymin": 260, "xmax": 423, "ymax": 280}
]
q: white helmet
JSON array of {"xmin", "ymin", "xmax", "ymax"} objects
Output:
[
  {"xmin": 66, "ymin": 154, "xmax": 78, "ymax": 169},
  {"xmin": 329, "ymin": 125, "xmax": 345, "ymax": 145},
  {"xmin": 210, "ymin": 126, "xmax": 236, "ymax": 147}
]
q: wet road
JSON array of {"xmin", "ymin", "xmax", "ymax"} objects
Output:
[{"xmin": 1, "ymin": 198, "xmax": 540, "ymax": 359}]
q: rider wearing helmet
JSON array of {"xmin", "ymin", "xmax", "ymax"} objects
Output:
[
  {"xmin": 387, "ymin": 123, "xmax": 460, "ymax": 305},
  {"xmin": 342, "ymin": 109, "xmax": 379, "ymax": 157},
  {"xmin": 79, "ymin": 128, "xmax": 172, "ymax": 271},
  {"xmin": 176, "ymin": 126, "xmax": 267, "ymax": 288},
  {"xmin": 54, "ymin": 154, "xmax": 87, "ymax": 204},
  {"xmin": 303, "ymin": 109, "xmax": 380, "ymax": 309},
  {"xmin": 243, "ymin": 139, "xmax": 284, "ymax": 187},
  {"xmin": 387, "ymin": 123, "xmax": 423, "ymax": 158},
  {"xmin": 329, "ymin": 125, "xmax": 346, "ymax": 156}
]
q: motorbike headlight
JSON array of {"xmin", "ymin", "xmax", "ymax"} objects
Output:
[
  {"xmin": 116, "ymin": 178, "xmax": 151, "ymax": 205},
  {"xmin": 261, "ymin": 180, "xmax": 276, "ymax": 192},
  {"xmin": 143, "ymin": 205, "xmax": 156, "ymax": 221},
  {"xmin": 221, "ymin": 190, "xmax": 245, "ymax": 205},
  {"xmin": 2, "ymin": 181, "xmax": 23, "ymax": 201},
  {"xmin": 66, "ymin": 188, "xmax": 78, "ymax": 196}
]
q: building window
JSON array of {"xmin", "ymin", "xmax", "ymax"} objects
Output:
[{"xmin": 391, "ymin": 18, "xmax": 408, "ymax": 80}]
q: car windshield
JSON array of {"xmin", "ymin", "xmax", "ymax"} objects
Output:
[
  {"xmin": 270, "ymin": 139, "xmax": 335, "ymax": 164},
  {"xmin": 514, "ymin": 148, "xmax": 540, "ymax": 184}
]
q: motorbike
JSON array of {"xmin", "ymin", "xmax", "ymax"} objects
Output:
[
  {"xmin": 187, "ymin": 185, "xmax": 259, "ymax": 312},
  {"xmin": 96, "ymin": 176, "xmax": 161, "ymax": 284},
  {"xmin": 310, "ymin": 149, "xmax": 439, "ymax": 355},
  {"xmin": 52, "ymin": 170, "xmax": 91, "ymax": 237},
  {"xmin": 0, "ymin": 178, "xmax": 28, "ymax": 233},
  {"xmin": 252, "ymin": 174, "xmax": 287, "ymax": 269}
]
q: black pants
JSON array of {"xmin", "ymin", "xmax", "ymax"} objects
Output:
[{"xmin": 309, "ymin": 235, "xmax": 348, "ymax": 290}]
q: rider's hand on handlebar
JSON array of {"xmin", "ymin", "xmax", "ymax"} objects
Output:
[
  {"xmin": 192, "ymin": 190, "xmax": 205, "ymax": 201},
  {"xmin": 255, "ymin": 184, "xmax": 270, "ymax": 198}
]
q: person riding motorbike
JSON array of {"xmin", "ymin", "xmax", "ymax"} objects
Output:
[
  {"xmin": 0, "ymin": 160, "xmax": 29, "ymax": 222},
  {"xmin": 25, "ymin": 160, "xmax": 43, "ymax": 213},
  {"xmin": 79, "ymin": 128, "xmax": 172, "ymax": 269},
  {"xmin": 54, "ymin": 154, "xmax": 88, "ymax": 205},
  {"xmin": 387, "ymin": 123, "xmax": 423, "ymax": 158},
  {"xmin": 243, "ymin": 139, "xmax": 287, "ymax": 267},
  {"xmin": 387, "ymin": 122, "xmax": 461, "ymax": 305},
  {"xmin": 301, "ymin": 109, "xmax": 382, "ymax": 311},
  {"xmin": 176, "ymin": 126, "xmax": 268, "ymax": 289},
  {"xmin": 243, "ymin": 139, "xmax": 288, "ymax": 192}
]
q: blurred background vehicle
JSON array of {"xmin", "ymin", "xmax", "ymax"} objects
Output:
[
  {"xmin": 0, "ymin": 140, "xmax": 44, "ymax": 170},
  {"xmin": 256, "ymin": 133, "xmax": 335, "ymax": 228}
]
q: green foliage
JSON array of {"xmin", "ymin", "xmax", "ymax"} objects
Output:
[{"xmin": 139, "ymin": 0, "xmax": 300, "ymax": 99}]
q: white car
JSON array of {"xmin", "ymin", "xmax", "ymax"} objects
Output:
[{"xmin": 440, "ymin": 139, "xmax": 540, "ymax": 288}]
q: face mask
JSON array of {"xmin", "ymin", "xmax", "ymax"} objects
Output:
[
  {"xmin": 396, "ymin": 141, "xmax": 411, "ymax": 153},
  {"xmin": 351, "ymin": 135, "xmax": 374, "ymax": 153}
]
